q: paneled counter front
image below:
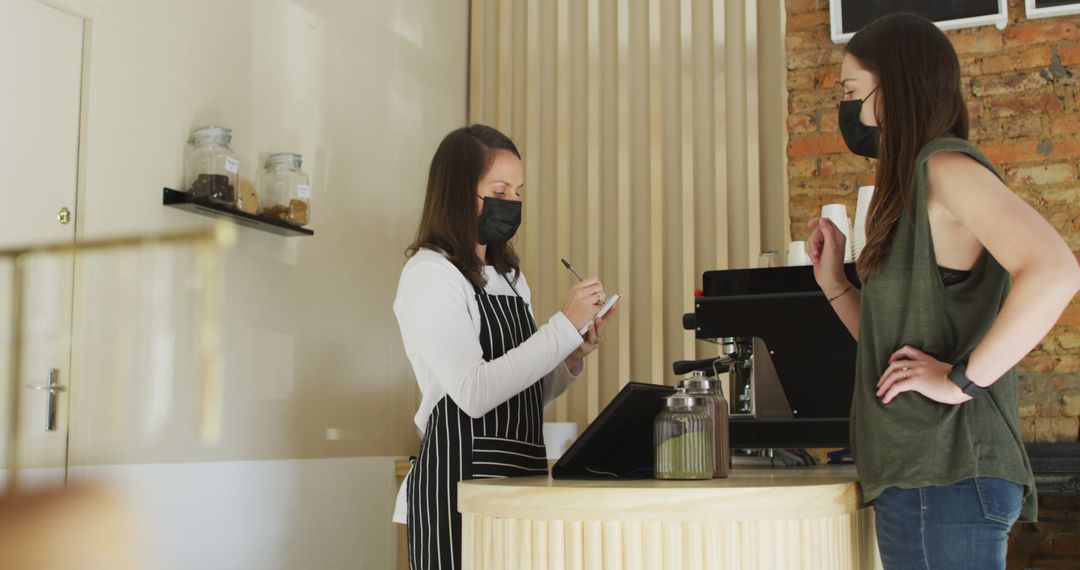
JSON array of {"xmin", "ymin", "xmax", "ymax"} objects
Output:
[{"xmin": 458, "ymin": 466, "xmax": 883, "ymax": 570}]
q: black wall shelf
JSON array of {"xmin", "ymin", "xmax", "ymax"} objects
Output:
[{"xmin": 163, "ymin": 188, "xmax": 314, "ymax": 237}]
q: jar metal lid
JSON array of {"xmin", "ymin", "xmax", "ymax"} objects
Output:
[
  {"xmin": 266, "ymin": 152, "xmax": 302, "ymax": 169},
  {"xmin": 678, "ymin": 377, "xmax": 718, "ymax": 393},
  {"xmin": 663, "ymin": 389, "xmax": 704, "ymax": 410},
  {"xmin": 190, "ymin": 125, "xmax": 232, "ymax": 140}
]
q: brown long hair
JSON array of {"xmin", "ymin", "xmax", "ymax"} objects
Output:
[
  {"xmin": 845, "ymin": 13, "xmax": 969, "ymax": 282},
  {"xmin": 406, "ymin": 124, "xmax": 522, "ymax": 288}
]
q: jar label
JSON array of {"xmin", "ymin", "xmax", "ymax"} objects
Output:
[
  {"xmin": 225, "ymin": 157, "xmax": 240, "ymax": 174},
  {"xmin": 297, "ymin": 185, "xmax": 311, "ymax": 199}
]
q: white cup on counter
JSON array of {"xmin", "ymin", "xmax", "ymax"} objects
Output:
[
  {"xmin": 787, "ymin": 241, "xmax": 811, "ymax": 266},
  {"xmin": 542, "ymin": 422, "xmax": 579, "ymax": 460},
  {"xmin": 821, "ymin": 203, "xmax": 854, "ymax": 262}
]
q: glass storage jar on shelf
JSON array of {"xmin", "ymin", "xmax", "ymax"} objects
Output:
[
  {"xmin": 260, "ymin": 152, "xmax": 310, "ymax": 226},
  {"xmin": 654, "ymin": 388, "xmax": 713, "ymax": 480},
  {"xmin": 183, "ymin": 125, "xmax": 239, "ymax": 207},
  {"xmin": 678, "ymin": 373, "xmax": 730, "ymax": 478}
]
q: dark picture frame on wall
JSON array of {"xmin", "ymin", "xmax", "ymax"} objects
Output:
[
  {"xmin": 829, "ymin": 0, "xmax": 1008, "ymax": 43},
  {"xmin": 1026, "ymin": 0, "xmax": 1080, "ymax": 19}
]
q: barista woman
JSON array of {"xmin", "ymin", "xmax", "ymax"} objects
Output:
[{"xmin": 394, "ymin": 124, "xmax": 614, "ymax": 570}]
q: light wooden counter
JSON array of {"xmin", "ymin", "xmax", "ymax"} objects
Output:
[{"xmin": 458, "ymin": 466, "xmax": 883, "ymax": 570}]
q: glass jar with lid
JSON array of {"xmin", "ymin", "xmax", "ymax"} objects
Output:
[
  {"xmin": 679, "ymin": 373, "xmax": 730, "ymax": 478},
  {"xmin": 654, "ymin": 388, "xmax": 713, "ymax": 480},
  {"xmin": 260, "ymin": 152, "xmax": 310, "ymax": 226},
  {"xmin": 183, "ymin": 125, "xmax": 239, "ymax": 207}
]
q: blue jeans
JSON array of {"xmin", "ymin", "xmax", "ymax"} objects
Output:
[{"xmin": 873, "ymin": 477, "xmax": 1023, "ymax": 570}]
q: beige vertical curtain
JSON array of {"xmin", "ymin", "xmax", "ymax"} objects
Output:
[{"xmin": 469, "ymin": 0, "xmax": 788, "ymax": 426}]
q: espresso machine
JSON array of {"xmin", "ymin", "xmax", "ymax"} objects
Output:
[{"xmin": 678, "ymin": 264, "xmax": 861, "ymax": 449}]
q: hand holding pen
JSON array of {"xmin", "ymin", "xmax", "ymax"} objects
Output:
[
  {"xmin": 561, "ymin": 258, "xmax": 606, "ymax": 305},
  {"xmin": 559, "ymin": 258, "xmax": 616, "ymax": 353},
  {"xmin": 558, "ymin": 258, "xmax": 607, "ymax": 328}
]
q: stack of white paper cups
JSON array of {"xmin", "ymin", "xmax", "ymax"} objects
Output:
[
  {"xmin": 821, "ymin": 204, "xmax": 854, "ymax": 263},
  {"xmin": 787, "ymin": 240, "xmax": 811, "ymax": 266}
]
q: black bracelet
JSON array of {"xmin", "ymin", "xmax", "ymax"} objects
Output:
[
  {"xmin": 947, "ymin": 357, "xmax": 987, "ymax": 398},
  {"xmin": 828, "ymin": 285, "xmax": 853, "ymax": 303}
]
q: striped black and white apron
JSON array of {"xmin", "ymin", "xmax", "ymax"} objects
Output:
[{"xmin": 406, "ymin": 276, "xmax": 549, "ymax": 570}]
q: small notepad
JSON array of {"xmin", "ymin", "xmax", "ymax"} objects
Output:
[{"xmin": 578, "ymin": 294, "xmax": 620, "ymax": 335}]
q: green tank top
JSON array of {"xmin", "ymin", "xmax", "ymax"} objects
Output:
[{"xmin": 854, "ymin": 137, "xmax": 1037, "ymax": 521}]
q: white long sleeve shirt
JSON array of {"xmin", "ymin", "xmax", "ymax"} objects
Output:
[
  {"xmin": 392, "ymin": 248, "xmax": 583, "ymax": 523},
  {"xmin": 394, "ymin": 248, "xmax": 584, "ymax": 431}
]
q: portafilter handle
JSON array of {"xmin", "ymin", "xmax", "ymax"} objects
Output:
[{"xmin": 672, "ymin": 357, "xmax": 731, "ymax": 377}]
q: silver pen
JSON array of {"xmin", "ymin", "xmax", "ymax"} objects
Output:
[{"xmin": 560, "ymin": 258, "xmax": 584, "ymax": 281}]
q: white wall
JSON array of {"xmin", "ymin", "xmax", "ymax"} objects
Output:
[
  {"xmin": 69, "ymin": 457, "xmax": 399, "ymax": 570},
  {"xmin": 37, "ymin": 0, "xmax": 468, "ymax": 568}
]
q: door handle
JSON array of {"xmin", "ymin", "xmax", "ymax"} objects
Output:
[
  {"xmin": 26, "ymin": 368, "xmax": 67, "ymax": 431},
  {"xmin": 58, "ymin": 207, "xmax": 72, "ymax": 225}
]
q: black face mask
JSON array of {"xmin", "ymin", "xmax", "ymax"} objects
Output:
[
  {"xmin": 838, "ymin": 86, "xmax": 880, "ymax": 159},
  {"xmin": 477, "ymin": 196, "xmax": 522, "ymax": 245}
]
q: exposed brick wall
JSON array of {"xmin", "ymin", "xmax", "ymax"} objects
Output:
[
  {"xmin": 785, "ymin": 0, "xmax": 1080, "ymax": 444},
  {"xmin": 1009, "ymin": 495, "xmax": 1080, "ymax": 569}
]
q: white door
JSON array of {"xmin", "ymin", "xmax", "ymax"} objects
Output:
[{"xmin": 0, "ymin": 0, "xmax": 84, "ymax": 488}]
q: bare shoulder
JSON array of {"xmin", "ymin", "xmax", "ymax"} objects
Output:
[
  {"xmin": 926, "ymin": 150, "xmax": 1007, "ymax": 204},
  {"xmin": 926, "ymin": 151, "xmax": 992, "ymax": 180},
  {"xmin": 921, "ymin": 145, "xmax": 1067, "ymax": 276}
]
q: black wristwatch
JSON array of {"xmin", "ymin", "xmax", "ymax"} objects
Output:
[{"xmin": 948, "ymin": 358, "xmax": 987, "ymax": 398}]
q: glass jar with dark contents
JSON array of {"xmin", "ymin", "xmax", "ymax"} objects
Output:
[{"xmin": 184, "ymin": 125, "xmax": 239, "ymax": 207}]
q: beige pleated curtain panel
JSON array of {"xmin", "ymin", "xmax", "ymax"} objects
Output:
[{"xmin": 469, "ymin": 0, "xmax": 789, "ymax": 426}]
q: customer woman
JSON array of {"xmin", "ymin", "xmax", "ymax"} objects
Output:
[
  {"xmin": 807, "ymin": 13, "xmax": 1080, "ymax": 569},
  {"xmin": 393, "ymin": 124, "xmax": 614, "ymax": 569}
]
